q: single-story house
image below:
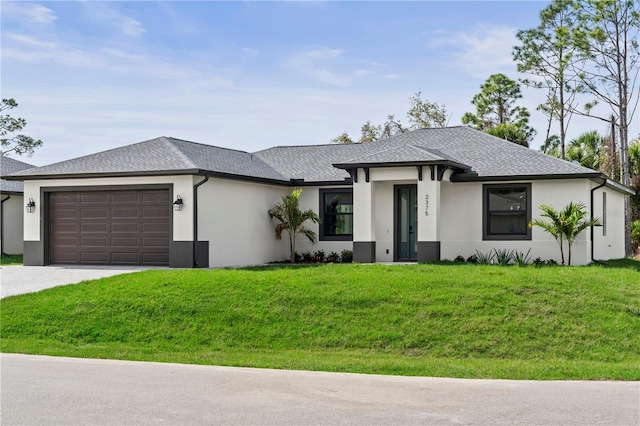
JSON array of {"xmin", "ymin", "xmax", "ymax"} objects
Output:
[
  {"xmin": 3, "ymin": 126, "xmax": 633, "ymax": 267},
  {"xmin": 1, "ymin": 157, "xmax": 35, "ymax": 255}
]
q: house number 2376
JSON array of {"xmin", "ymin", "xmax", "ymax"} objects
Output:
[{"xmin": 424, "ymin": 194, "xmax": 429, "ymax": 216}]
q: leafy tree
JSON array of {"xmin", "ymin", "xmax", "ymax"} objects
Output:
[
  {"xmin": 530, "ymin": 202, "xmax": 601, "ymax": 266},
  {"xmin": 514, "ymin": 0, "xmax": 581, "ymax": 159},
  {"xmin": 462, "ymin": 73, "xmax": 536, "ymax": 146},
  {"xmin": 380, "ymin": 114, "xmax": 407, "ymax": 139},
  {"xmin": 331, "ymin": 132, "xmax": 355, "ymax": 144},
  {"xmin": 359, "ymin": 121, "xmax": 382, "ymax": 143},
  {"xmin": 541, "ymin": 134, "xmax": 562, "ymax": 157},
  {"xmin": 331, "ymin": 92, "xmax": 447, "ymax": 144},
  {"xmin": 268, "ymin": 189, "xmax": 321, "ymax": 263},
  {"xmin": 572, "ymin": 0, "xmax": 640, "ymax": 255},
  {"xmin": 566, "ymin": 130, "xmax": 605, "ymax": 170},
  {"xmin": 1, "ymin": 98, "xmax": 43, "ymax": 157},
  {"xmin": 406, "ymin": 91, "xmax": 448, "ymax": 129},
  {"xmin": 487, "ymin": 123, "xmax": 532, "ymax": 147}
]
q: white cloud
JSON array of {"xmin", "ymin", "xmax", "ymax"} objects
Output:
[
  {"xmin": 286, "ymin": 47, "xmax": 381, "ymax": 87},
  {"xmin": 2, "ymin": 2, "xmax": 57, "ymax": 24},
  {"xmin": 428, "ymin": 26, "xmax": 518, "ymax": 78},
  {"xmin": 287, "ymin": 47, "xmax": 350, "ymax": 86},
  {"xmin": 242, "ymin": 47, "xmax": 260, "ymax": 59},
  {"xmin": 81, "ymin": 3, "xmax": 146, "ymax": 37}
]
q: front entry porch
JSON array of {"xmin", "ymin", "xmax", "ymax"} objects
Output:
[{"xmin": 350, "ymin": 166, "xmax": 445, "ymax": 263}]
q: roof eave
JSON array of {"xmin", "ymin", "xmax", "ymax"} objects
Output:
[
  {"xmin": 595, "ymin": 177, "xmax": 636, "ymax": 196},
  {"xmin": 332, "ymin": 160, "xmax": 470, "ymax": 171},
  {"xmin": 450, "ymin": 171, "xmax": 615, "ymax": 184}
]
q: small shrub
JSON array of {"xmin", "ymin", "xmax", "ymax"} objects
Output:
[
  {"xmin": 340, "ymin": 249, "xmax": 353, "ymax": 263},
  {"xmin": 632, "ymin": 220, "xmax": 640, "ymax": 254},
  {"xmin": 294, "ymin": 252, "xmax": 302, "ymax": 263},
  {"xmin": 301, "ymin": 251, "xmax": 313, "ymax": 263},
  {"xmin": 532, "ymin": 257, "xmax": 558, "ymax": 267},
  {"xmin": 327, "ymin": 251, "xmax": 340, "ymax": 263},
  {"xmin": 466, "ymin": 254, "xmax": 478, "ymax": 264},
  {"xmin": 475, "ymin": 250, "xmax": 495, "ymax": 265},
  {"xmin": 514, "ymin": 248, "xmax": 532, "ymax": 266},
  {"xmin": 494, "ymin": 249, "xmax": 514, "ymax": 266},
  {"xmin": 454, "ymin": 255, "xmax": 466, "ymax": 263},
  {"xmin": 313, "ymin": 249, "xmax": 325, "ymax": 263}
]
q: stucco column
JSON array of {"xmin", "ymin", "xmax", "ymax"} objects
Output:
[
  {"xmin": 416, "ymin": 167, "xmax": 441, "ymax": 261},
  {"xmin": 352, "ymin": 169, "xmax": 376, "ymax": 263}
]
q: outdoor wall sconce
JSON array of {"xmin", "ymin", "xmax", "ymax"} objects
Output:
[
  {"xmin": 173, "ymin": 195, "xmax": 183, "ymax": 211},
  {"xmin": 25, "ymin": 198, "xmax": 36, "ymax": 213}
]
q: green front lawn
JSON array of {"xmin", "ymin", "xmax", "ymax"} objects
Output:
[
  {"xmin": 1, "ymin": 263, "xmax": 639, "ymax": 380},
  {"xmin": 0, "ymin": 254, "xmax": 23, "ymax": 266}
]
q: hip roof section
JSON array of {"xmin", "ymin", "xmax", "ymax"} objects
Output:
[{"xmin": 4, "ymin": 127, "xmax": 604, "ymax": 185}]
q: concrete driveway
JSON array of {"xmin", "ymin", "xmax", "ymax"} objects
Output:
[
  {"xmin": 0, "ymin": 265, "xmax": 156, "ymax": 298},
  {"xmin": 2, "ymin": 354, "xmax": 639, "ymax": 425}
]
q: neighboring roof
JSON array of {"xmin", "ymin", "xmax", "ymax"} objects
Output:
[
  {"xmin": 1, "ymin": 156, "xmax": 35, "ymax": 194},
  {"xmin": 5, "ymin": 137, "xmax": 287, "ymax": 183},
  {"xmin": 3, "ymin": 127, "xmax": 615, "ymax": 188}
]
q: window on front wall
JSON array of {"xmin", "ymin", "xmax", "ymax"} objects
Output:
[
  {"xmin": 483, "ymin": 184, "xmax": 532, "ymax": 240},
  {"xmin": 319, "ymin": 189, "xmax": 353, "ymax": 241}
]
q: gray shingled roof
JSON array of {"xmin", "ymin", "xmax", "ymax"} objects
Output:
[
  {"xmin": 6, "ymin": 137, "xmax": 287, "ymax": 182},
  {"xmin": 334, "ymin": 144, "xmax": 470, "ymax": 169},
  {"xmin": 1, "ymin": 157, "xmax": 35, "ymax": 193},
  {"xmin": 257, "ymin": 126, "xmax": 600, "ymax": 181},
  {"xmin": 4, "ymin": 127, "xmax": 602, "ymax": 184}
]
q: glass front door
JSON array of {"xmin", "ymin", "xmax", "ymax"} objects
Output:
[{"xmin": 396, "ymin": 185, "xmax": 417, "ymax": 261}]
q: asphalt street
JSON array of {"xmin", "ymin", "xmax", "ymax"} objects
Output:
[{"xmin": 2, "ymin": 354, "xmax": 638, "ymax": 425}]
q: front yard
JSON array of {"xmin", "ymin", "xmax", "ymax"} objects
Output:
[{"xmin": 1, "ymin": 263, "xmax": 638, "ymax": 380}]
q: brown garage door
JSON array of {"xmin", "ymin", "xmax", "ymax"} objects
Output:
[{"xmin": 49, "ymin": 189, "xmax": 170, "ymax": 265}]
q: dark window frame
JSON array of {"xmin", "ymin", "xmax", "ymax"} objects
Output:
[
  {"xmin": 483, "ymin": 183, "xmax": 532, "ymax": 241},
  {"xmin": 319, "ymin": 188, "xmax": 353, "ymax": 241}
]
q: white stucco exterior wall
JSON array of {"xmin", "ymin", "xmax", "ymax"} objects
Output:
[
  {"xmin": 196, "ymin": 178, "xmax": 290, "ymax": 267},
  {"xmin": 295, "ymin": 186, "xmax": 353, "ymax": 256},
  {"xmin": 591, "ymin": 184, "xmax": 626, "ymax": 261},
  {"xmin": 22, "ymin": 175, "xmax": 194, "ymax": 243},
  {"xmin": 1, "ymin": 194, "xmax": 25, "ymax": 254},
  {"xmin": 439, "ymin": 178, "xmax": 622, "ymax": 265}
]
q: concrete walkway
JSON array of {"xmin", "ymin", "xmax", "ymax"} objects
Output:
[
  {"xmin": 0, "ymin": 265, "xmax": 157, "ymax": 298},
  {"xmin": 2, "ymin": 354, "xmax": 638, "ymax": 425}
]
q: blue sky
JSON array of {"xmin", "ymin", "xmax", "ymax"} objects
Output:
[{"xmin": 3, "ymin": 1, "xmax": 636, "ymax": 166}]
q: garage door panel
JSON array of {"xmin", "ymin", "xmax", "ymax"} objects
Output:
[
  {"xmin": 81, "ymin": 208, "xmax": 109, "ymax": 219},
  {"xmin": 111, "ymin": 237, "xmax": 140, "ymax": 247},
  {"xmin": 82, "ymin": 223, "xmax": 108, "ymax": 233},
  {"xmin": 112, "ymin": 223, "xmax": 140, "ymax": 233},
  {"xmin": 143, "ymin": 191, "xmax": 170, "ymax": 203},
  {"xmin": 51, "ymin": 193, "xmax": 79, "ymax": 204},
  {"xmin": 80, "ymin": 193, "xmax": 109, "ymax": 204},
  {"xmin": 81, "ymin": 237, "xmax": 108, "ymax": 247},
  {"xmin": 111, "ymin": 192, "xmax": 141, "ymax": 204},
  {"xmin": 80, "ymin": 252, "xmax": 109, "ymax": 263},
  {"xmin": 51, "ymin": 208, "xmax": 79, "ymax": 220},
  {"xmin": 143, "ymin": 206, "xmax": 169, "ymax": 218},
  {"xmin": 142, "ymin": 252, "xmax": 169, "ymax": 264},
  {"xmin": 50, "ymin": 189, "xmax": 170, "ymax": 266},
  {"xmin": 110, "ymin": 252, "xmax": 141, "ymax": 264},
  {"xmin": 112, "ymin": 208, "xmax": 141, "ymax": 219}
]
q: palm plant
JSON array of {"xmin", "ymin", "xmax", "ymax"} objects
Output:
[
  {"xmin": 268, "ymin": 189, "xmax": 321, "ymax": 263},
  {"xmin": 530, "ymin": 202, "xmax": 601, "ymax": 266},
  {"xmin": 566, "ymin": 131, "xmax": 604, "ymax": 171}
]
